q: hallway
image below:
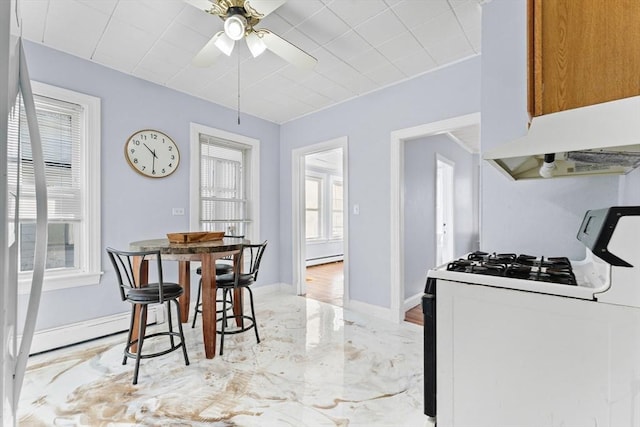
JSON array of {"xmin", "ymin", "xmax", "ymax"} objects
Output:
[{"xmin": 305, "ymin": 262, "xmax": 423, "ymax": 325}]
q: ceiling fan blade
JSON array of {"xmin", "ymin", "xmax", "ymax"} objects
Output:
[
  {"xmin": 259, "ymin": 29, "xmax": 317, "ymax": 70},
  {"xmin": 193, "ymin": 31, "xmax": 228, "ymax": 67},
  {"xmin": 183, "ymin": 0, "xmax": 225, "ymax": 15},
  {"xmin": 244, "ymin": 0, "xmax": 287, "ymax": 18}
]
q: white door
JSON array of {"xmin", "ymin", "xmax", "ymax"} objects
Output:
[{"xmin": 436, "ymin": 156, "xmax": 454, "ymax": 265}]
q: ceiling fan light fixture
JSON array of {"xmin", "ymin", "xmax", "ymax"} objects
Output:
[
  {"xmin": 224, "ymin": 13, "xmax": 247, "ymax": 41},
  {"xmin": 213, "ymin": 32, "xmax": 235, "ymax": 56},
  {"xmin": 246, "ymin": 31, "xmax": 267, "ymax": 57}
]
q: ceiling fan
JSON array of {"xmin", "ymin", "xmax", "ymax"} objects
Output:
[{"xmin": 185, "ymin": 0, "xmax": 317, "ymax": 70}]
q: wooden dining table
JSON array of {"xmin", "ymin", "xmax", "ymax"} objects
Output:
[{"xmin": 129, "ymin": 237, "xmax": 247, "ymax": 359}]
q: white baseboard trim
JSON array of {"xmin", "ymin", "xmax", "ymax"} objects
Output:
[
  {"xmin": 27, "ymin": 306, "xmax": 164, "ymax": 355},
  {"xmin": 305, "ymin": 255, "xmax": 344, "ymax": 267},
  {"xmin": 404, "ymin": 292, "xmax": 423, "ymax": 312},
  {"xmin": 346, "ymin": 299, "xmax": 396, "ymax": 323}
]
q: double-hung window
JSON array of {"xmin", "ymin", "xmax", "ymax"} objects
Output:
[
  {"xmin": 330, "ymin": 178, "xmax": 343, "ymax": 239},
  {"xmin": 190, "ymin": 124, "xmax": 259, "ymax": 241},
  {"xmin": 305, "ymin": 176, "xmax": 322, "ymax": 240},
  {"xmin": 11, "ymin": 82, "xmax": 101, "ymax": 293}
]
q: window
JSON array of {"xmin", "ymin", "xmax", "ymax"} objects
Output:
[
  {"xmin": 11, "ymin": 82, "xmax": 101, "ymax": 293},
  {"xmin": 331, "ymin": 179, "xmax": 343, "ymax": 239},
  {"xmin": 305, "ymin": 177, "xmax": 322, "ymax": 239},
  {"xmin": 190, "ymin": 124, "xmax": 259, "ymax": 241}
]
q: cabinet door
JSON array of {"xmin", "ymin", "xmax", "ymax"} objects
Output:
[{"xmin": 530, "ymin": 0, "xmax": 640, "ymax": 116}]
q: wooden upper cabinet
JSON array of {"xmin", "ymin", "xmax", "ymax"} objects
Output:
[{"xmin": 529, "ymin": 0, "xmax": 640, "ymax": 117}]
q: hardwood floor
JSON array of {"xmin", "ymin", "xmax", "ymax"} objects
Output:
[
  {"xmin": 404, "ymin": 304, "xmax": 423, "ymax": 326},
  {"xmin": 305, "ymin": 261, "xmax": 344, "ymax": 307},
  {"xmin": 305, "ymin": 261, "xmax": 424, "ymax": 326}
]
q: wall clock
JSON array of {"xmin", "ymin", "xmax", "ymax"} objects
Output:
[{"xmin": 125, "ymin": 129, "xmax": 180, "ymax": 178}]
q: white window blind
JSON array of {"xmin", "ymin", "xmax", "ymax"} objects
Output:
[
  {"xmin": 199, "ymin": 135, "xmax": 249, "ymax": 236},
  {"xmin": 19, "ymin": 95, "xmax": 82, "ymax": 222}
]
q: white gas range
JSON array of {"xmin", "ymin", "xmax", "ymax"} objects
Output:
[{"xmin": 423, "ymin": 206, "xmax": 640, "ymax": 427}]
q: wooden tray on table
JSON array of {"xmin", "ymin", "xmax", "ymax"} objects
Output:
[{"xmin": 166, "ymin": 231, "xmax": 225, "ymax": 244}]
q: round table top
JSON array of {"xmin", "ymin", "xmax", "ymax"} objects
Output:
[{"xmin": 129, "ymin": 237, "xmax": 247, "ymax": 255}]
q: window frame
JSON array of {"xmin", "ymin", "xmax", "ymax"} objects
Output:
[
  {"xmin": 17, "ymin": 81, "xmax": 101, "ymax": 294},
  {"xmin": 189, "ymin": 123, "xmax": 260, "ymax": 242}
]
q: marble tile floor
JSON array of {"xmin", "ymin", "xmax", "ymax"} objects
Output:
[{"xmin": 18, "ymin": 292, "xmax": 428, "ymax": 426}]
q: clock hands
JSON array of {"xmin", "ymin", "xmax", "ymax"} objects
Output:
[
  {"xmin": 143, "ymin": 143, "xmax": 158, "ymax": 159},
  {"xmin": 143, "ymin": 143, "xmax": 159, "ymax": 174}
]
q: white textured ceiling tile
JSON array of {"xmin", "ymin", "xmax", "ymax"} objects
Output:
[
  {"xmin": 136, "ymin": 54, "xmax": 183, "ymax": 83},
  {"xmin": 241, "ymin": 57, "xmax": 285, "ymax": 86},
  {"xmin": 19, "ymin": 0, "xmax": 48, "ymax": 43},
  {"xmin": 76, "ymin": 0, "xmax": 118, "ymax": 15},
  {"xmin": 138, "ymin": 0, "xmax": 186, "ymax": 19},
  {"xmin": 92, "ymin": 18, "xmax": 157, "ymax": 70},
  {"xmin": 309, "ymin": 48, "xmax": 344, "ymax": 75},
  {"xmin": 355, "ymin": 9, "xmax": 407, "ymax": 47},
  {"xmin": 348, "ymin": 48, "xmax": 388, "ymax": 74},
  {"xmin": 168, "ymin": 66, "xmax": 219, "ymax": 94},
  {"xmin": 363, "ymin": 62, "xmax": 404, "ymax": 86},
  {"xmin": 298, "ymin": 7, "xmax": 350, "ymax": 45},
  {"xmin": 147, "ymin": 40, "xmax": 195, "ymax": 68},
  {"xmin": 132, "ymin": 67, "xmax": 170, "ymax": 86},
  {"xmin": 452, "ymin": 0, "xmax": 482, "ymax": 31},
  {"xmin": 410, "ymin": 9, "xmax": 461, "ymax": 47},
  {"xmin": 278, "ymin": 28, "xmax": 321, "ymax": 56},
  {"xmin": 427, "ymin": 33, "xmax": 475, "ymax": 64},
  {"xmin": 44, "ymin": 0, "xmax": 111, "ymax": 58},
  {"xmin": 325, "ymin": 0, "xmax": 388, "ymax": 27},
  {"xmin": 113, "ymin": 1, "xmax": 174, "ymax": 37},
  {"xmin": 162, "ymin": 21, "xmax": 212, "ymax": 54},
  {"xmin": 392, "ymin": 0, "xmax": 451, "ymax": 29},
  {"xmin": 273, "ymin": 0, "xmax": 326, "ymax": 27},
  {"xmin": 465, "ymin": 26, "xmax": 481, "ymax": 53},
  {"xmin": 278, "ymin": 62, "xmax": 318, "ymax": 82},
  {"xmin": 376, "ymin": 31, "xmax": 424, "ymax": 62},
  {"xmin": 176, "ymin": 4, "xmax": 222, "ymax": 38},
  {"xmin": 302, "ymin": 74, "xmax": 354, "ymax": 101},
  {"xmin": 392, "ymin": 49, "xmax": 437, "ymax": 76},
  {"xmin": 259, "ymin": 13, "xmax": 295, "ymax": 35},
  {"xmin": 325, "ymin": 30, "xmax": 371, "ymax": 62}
]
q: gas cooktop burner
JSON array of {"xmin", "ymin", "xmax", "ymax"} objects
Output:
[{"xmin": 446, "ymin": 251, "xmax": 578, "ymax": 285}]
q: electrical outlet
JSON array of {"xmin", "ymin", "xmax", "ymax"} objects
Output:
[{"xmin": 172, "ymin": 208, "xmax": 185, "ymax": 216}]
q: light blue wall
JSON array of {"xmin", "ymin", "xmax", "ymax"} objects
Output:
[
  {"xmin": 403, "ymin": 134, "xmax": 479, "ymax": 300},
  {"xmin": 19, "ymin": 41, "xmax": 281, "ymax": 331},
  {"xmin": 480, "ymin": 0, "xmax": 620, "ymax": 259},
  {"xmin": 280, "ymin": 56, "xmax": 482, "ymax": 308}
]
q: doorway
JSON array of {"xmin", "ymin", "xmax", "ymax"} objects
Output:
[
  {"xmin": 292, "ymin": 137, "xmax": 348, "ymax": 308},
  {"xmin": 436, "ymin": 155, "xmax": 455, "ymax": 266},
  {"xmin": 390, "ymin": 113, "xmax": 480, "ymax": 323}
]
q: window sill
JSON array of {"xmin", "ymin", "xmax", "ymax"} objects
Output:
[{"xmin": 18, "ymin": 270, "xmax": 104, "ymax": 295}]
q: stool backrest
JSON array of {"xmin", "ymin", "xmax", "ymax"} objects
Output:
[
  {"xmin": 242, "ymin": 241, "xmax": 268, "ymax": 282},
  {"xmin": 106, "ymin": 247, "xmax": 164, "ymax": 301}
]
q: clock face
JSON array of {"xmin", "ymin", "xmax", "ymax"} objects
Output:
[{"xmin": 125, "ymin": 129, "xmax": 180, "ymax": 178}]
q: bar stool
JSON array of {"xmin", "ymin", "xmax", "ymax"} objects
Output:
[
  {"xmin": 106, "ymin": 247, "xmax": 190, "ymax": 384},
  {"xmin": 216, "ymin": 241, "xmax": 267, "ymax": 355}
]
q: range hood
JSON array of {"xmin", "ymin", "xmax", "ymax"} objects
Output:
[{"xmin": 484, "ymin": 95, "xmax": 640, "ymax": 180}]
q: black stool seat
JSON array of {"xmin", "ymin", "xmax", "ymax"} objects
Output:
[
  {"xmin": 126, "ymin": 282, "xmax": 183, "ymax": 302},
  {"xmin": 195, "ymin": 264, "xmax": 234, "ymax": 276}
]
